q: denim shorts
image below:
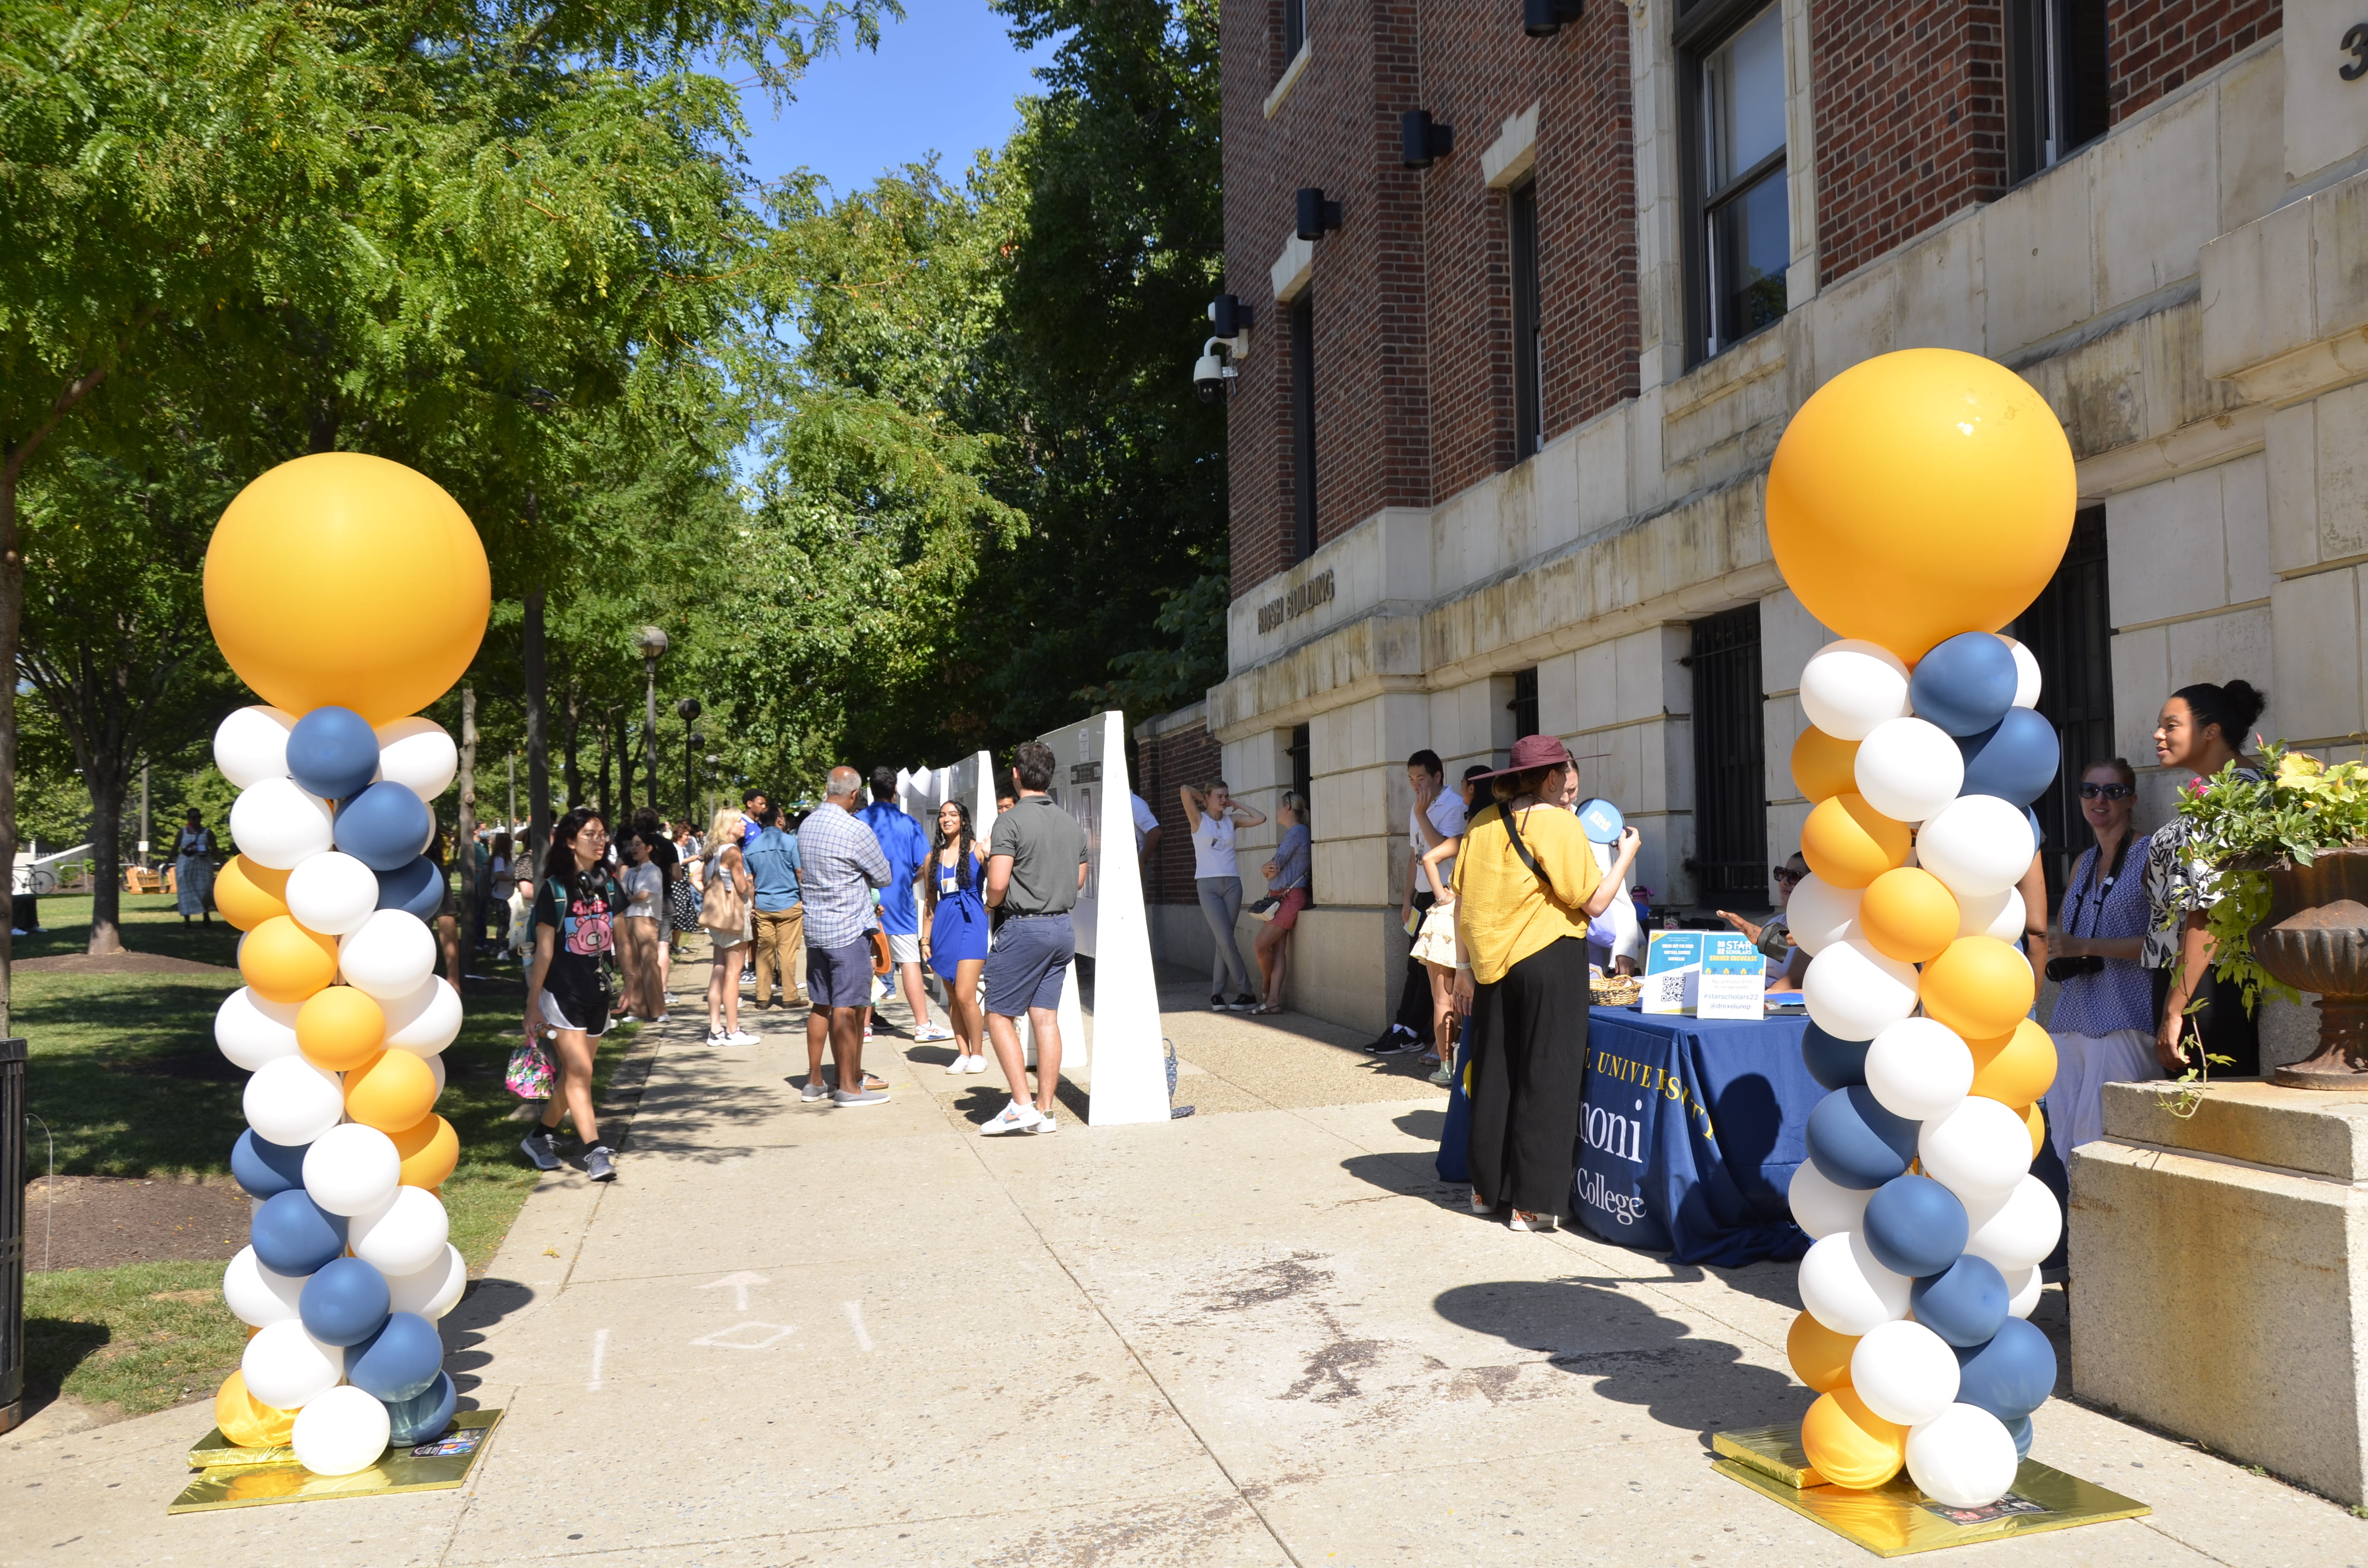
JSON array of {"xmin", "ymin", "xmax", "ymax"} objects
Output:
[
  {"xmin": 805, "ymin": 936, "xmax": 875, "ymax": 1010},
  {"xmin": 983, "ymin": 913, "xmax": 1075, "ymax": 1017}
]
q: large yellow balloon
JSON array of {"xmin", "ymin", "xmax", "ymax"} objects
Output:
[
  {"xmin": 345, "ymin": 1048, "xmax": 438, "ymax": 1133},
  {"xmin": 391, "ymin": 1112, "xmax": 460, "ymax": 1189},
  {"xmin": 1918, "ymin": 936, "xmax": 2037, "ymax": 1040},
  {"xmin": 239, "ymin": 916, "xmax": 340, "ymax": 1004},
  {"xmin": 214, "ymin": 856, "xmax": 291, "ymax": 932},
  {"xmin": 1791, "ymin": 727, "xmax": 1862, "ymax": 804},
  {"xmin": 1767, "ymin": 349, "xmax": 2076, "ymax": 661},
  {"xmin": 214, "ymin": 1369, "xmax": 297, "ymax": 1449},
  {"xmin": 1799, "ymin": 794, "xmax": 1911, "ymax": 890},
  {"xmin": 1801, "ymin": 1388, "xmax": 1908, "ymax": 1490},
  {"xmin": 1787, "ymin": 1310, "xmax": 1859, "ymax": 1395},
  {"xmin": 203, "ymin": 453, "xmax": 490, "ymax": 723},
  {"xmin": 1858, "ymin": 867, "xmax": 1961, "ymax": 964},
  {"xmin": 296, "ymin": 986, "xmax": 386, "ymax": 1072},
  {"xmin": 1968, "ymin": 1017, "xmax": 2060, "ymax": 1107}
]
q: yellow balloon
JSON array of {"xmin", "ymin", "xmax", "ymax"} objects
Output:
[
  {"xmin": 1787, "ymin": 1310, "xmax": 1859, "ymax": 1395},
  {"xmin": 1801, "ymin": 1388, "xmax": 1907, "ymax": 1490},
  {"xmin": 1791, "ymin": 727, "xmax": 1862, "ymax": 804},
  {"xmin": 1918, "ymin": 936, "xmax": 2037, "ymax": 1041},
  {"xmin": 1967, "ymin": 1017, "xmax": 2060, "ymax": 1107},
  {"xmin": 239, "ymin": 915, "xmax": 340, "ymax": 1004},
  {"xmin": 1800, "ymin": 794, "xmax": 1911, "ymax": 890},
  {"xmin": 1767, "ymin": 348, "xmax": 2076, "ymax": 661},
  {"xmin": 345, "ymin": 1048, "xmax": 438, "ymax": 1133},
  {"xmin": 203, "ymin": 453, "xmax": 491, "ymax": 723},
  {"xmin": 214, "ymin": 856, "xmax": 291, "ymax": 932},
  {"xmin": 391, "ymin": 1112, "xmax": 460, "ymax": 1189},
  {"xmin": 2023, "ymin": 1100, "xmax": 2047, "ymax": 1158},
  {"xmin": 296, "ymin": 986, "xmax": 386, "ymax": 1072},
  {"xmin": 214, "ymin": 1369, "xmax": 297, "ymax": 1449},
  {"xmin": 1858, "ymin": 867, "xmax": 1961, "ymax": 964}
]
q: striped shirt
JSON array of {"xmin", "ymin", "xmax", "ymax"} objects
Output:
[
  {"xmin": 2051, "ymin": 830, "xmax": 2157, "ymax": 1038},
  {"xmin": 794, "ymin": 801, "xmax": 891, "ymax": 949}
]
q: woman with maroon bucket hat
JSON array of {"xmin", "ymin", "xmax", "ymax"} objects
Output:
[{"xmin": 1450, "ymin": 735, "xmax": 1640, "ymax": 1231}]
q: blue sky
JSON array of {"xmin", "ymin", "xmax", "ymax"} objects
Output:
[{"xmin": 732, "ymin": 0, "xmax": 1056, "ymax": 197}]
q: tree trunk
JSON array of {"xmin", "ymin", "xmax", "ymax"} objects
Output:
[
  {"xmin": 593, "ymin": 712, "xmax": 612, "ymax": 830},
  {"xmin": 523, "ymin": 575, "xmax": 551, "ymax": 884},
  {"xmin": 86, "ymin": 762, "xmax": 125, "ymax": 956},
  {"xmin": 619, "ymin": 711, "xmax": 635, "ymax": 821},
  {"xmin": 0, "ymin": 456, "xmax": 20, "ymax": 1038},
  {"xmin": 562, "ymin": 687, "xmax": 582, "ymax": 808},
  {"xmin": 457, "ymin": 685, "xmax": 478, "ymax": 944}
]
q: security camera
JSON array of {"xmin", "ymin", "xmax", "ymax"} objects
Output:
[{"xmin": 1194, "ymin": 337, "xmax": 1238, "ymax": 404}]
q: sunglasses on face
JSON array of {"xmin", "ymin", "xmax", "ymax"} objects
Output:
[
  {"xmin": 2079, "ymin": 784, "xmax": 2134, "ymax": 800},
  {"xmin": 1773, "ymin": 866, "xmax": 1806, "ymax": 885}
]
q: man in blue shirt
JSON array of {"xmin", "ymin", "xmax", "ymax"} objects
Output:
[
  {"xmin": 743, "ymin": 803, "xmax": 805, "ymax": 1011},
  {"xmin": 858, "ymin": 766, "xmax": 947, "ymax": 1041}
]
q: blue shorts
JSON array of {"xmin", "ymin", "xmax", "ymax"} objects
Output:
[
  {"xmin": 805, "ymin": 936, "xmax": 874, "ymax": 1010},
  {"xmin": 983, "ymin": 913, "xmax": 1074, "ymax": 1018}
]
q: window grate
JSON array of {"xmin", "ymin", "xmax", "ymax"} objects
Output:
[
  {"xmin": 2008, "ymin": 505, "xmax": 2111, "ymax": 910},
  {"xmin": 1690, "ymin": 605, "xmax": 1768, "ymax": 906},
  {"xmin": 1506, "ymin": 668, "xmax": 1540, "ymax": 740}
]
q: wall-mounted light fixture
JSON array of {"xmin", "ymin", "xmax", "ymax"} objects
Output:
[
  {"xmin": 1208, "ymin": 294, "xmax": 1254, "ymax": 338},
  {"xmin": 1295, "ymin": 187, "xmax": 1344, "ymax": 241},
  {"xmin": 1523, "ymin": 0, "xmax": 1581, "ymax": 37},
  {"xmin": 1401, "ymin": 110, "xmax": 1455, "ymax": 169}
]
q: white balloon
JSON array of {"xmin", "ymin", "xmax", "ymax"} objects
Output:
[
  {"xmin": 1952, "ymin": 886, "xmax": 2026, "ymax": 943},
  {"xmin": 338, "ymin": 909, "xmax": 436, "ymax": 1002},
  {"xmin": 1800, "ymin": 641, "xmax": 1913, "ymax": 742},
  {"xmin": 1853, "ymin": 718, "xmax": 1967, "ymax": 824},
  {"xmin": 1864, "ymin": 1018, "xmax": 1975, "ymax": 1123},
  {"xmin": 284, "ymin": 851, "xmax": 382, "ymax": 937},
  {"xmin": 1788, "ymin": 1159, "xmax": 1872, "ymax": 1239},
  {"xmin": 1906, "ymin": 1403, "xmax": 2021, "ymax": 1507},
  {"xmin": 1917, "ymin": 796, "xmax": 2037, "ymax": 900},
  {"xmin": 385, "ymin": 1244, "xmax": 468, "ymax": 1320},
  {"xmin": 1851, "ymin": 1320, "xmax": 1963, "ymax": 1427},
  {"xmin": 303, "ymin": 1123, "xmax": 402, "ymax": 1218},
  {"xmin": 374, "ymin": 717, "xmax": 458, "ymax": 801},
  {"xmin": 429, "ymin": 1054, "xmax": 447, "ymax": 1098},
  {"xmin": 1788, "ymin": 874, "xmax": 1862, "ymax": 957},
  {"xmin": 1799, "ymin": 1230, "xmax": 1913, "ymax": 1336},
  {"xmin": 1919, "ymin": 1095, "xmax": 2033, "ymax": 1202},
  {"xmin": 351, "ymin": 1186, "xmax": 451, "ymax": 1277},
  {"xmin": 2003, "ymin": 1263, "xmax": 2043, "ymax": 1319},
  {"xmin": 214, "ymin": 706, "xmax": 298, "ymax": 789},
  {"xmin": 244, "ymin": 1055, "xmax": 347, "ymax": 1146},
  {"xmin": 381, "ymin": 976, "xmax": 461, "ymax": 1057},
  {"xmin": 242, "ymin": 1318, "xmax": 344, "ymax": 1410},
  {"xmin": 1998, "ymin": 637, "xmax": 2043, "ymax": 709},
  {"xmin": 1963, "ymin": 1176, "xmax": 2062, "ymax": 1273},
  {"xmin": 1802, "ymin": 938, "xmax": 1922, "ymax": 1041},
  {"xmin": 216, "ymin": 988, "xmax": 303, "ymax": 1072},
  {"xmin": 222, "ymin": 1246, "xmax": 308, "ymax": 1328},
  {"xmin": 292, "ymin": 1384, "xmax": 392, "ymax": 1477},
  {"xmin": 228, "ymin": 778, "xmax": 337, "ymax": 871}
]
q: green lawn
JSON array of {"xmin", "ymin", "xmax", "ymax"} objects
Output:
[{"xmin": 18, "ymin": 893, "xmax": 634, "ymax": 1419}]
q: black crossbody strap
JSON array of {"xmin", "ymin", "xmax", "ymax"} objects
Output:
[{"xmin": 1493, "ymin": 803, "xmax": 1552, "ymax": 891}]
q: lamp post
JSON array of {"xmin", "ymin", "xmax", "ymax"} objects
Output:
[
  {"xmin": 635, "ymin": 626, "xmax": 668, "ymax": 817},
  {"xmin": 676, "ymin": 698, "xmax": 703, "ymax": 826},
  {"xmin": 705, "ymin": 754, "xmax": 720, "ymax": 827}
]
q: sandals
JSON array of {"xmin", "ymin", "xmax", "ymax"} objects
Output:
[{"xmin": 1250, "ymin": 1002, "xmax": 1285, "ymax": 1015}]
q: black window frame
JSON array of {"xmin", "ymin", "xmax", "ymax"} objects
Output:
[
  {"xmin": 1508, "ymin": 177, "xmax": 1543, "ymax": 461},
  {"xmin": 1506, "ymin": 667, "xmax": 1541, "ymax": 741},
  {"xmin": 1677, "ymin": 0, "xmax": 1791, "ymax": 366},
  {"xmin": 1687, "ymin": 604, "xmax": 1768, "ymax": 908},
  {"xmin": 1282, "ymin": 0, "xmax": 1306, "ymax": 61},
  {"xmin": 2005, "ymin": 0, "xmax": 2109, "ymax": 184},
  {"xmin": 1289, "ymin": 292, "xmax": 1317, "ymax": 561},
  {"xmin": 2008, "ymin": 505, "xmax": 2112, "ymax": 909}
]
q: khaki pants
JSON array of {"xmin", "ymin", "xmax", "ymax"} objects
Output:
[{"xmin": 753, "ymin": 906, "xmax": 804, "ymax": 1003}]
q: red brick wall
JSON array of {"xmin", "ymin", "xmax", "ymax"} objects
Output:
[
  {"xmin": 1813, "ymin": 3, "xmax": 2008, "ymax": 288},
  {"xmin": 2108, "ymin": 0, "xmax": 2279, "ymax": 120},
  {"xmin": 1132, "ymin": 720, "xmax": 1222, "ymax": 906}
]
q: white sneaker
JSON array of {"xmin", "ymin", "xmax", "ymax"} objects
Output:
[
  {"xmin": 724, "ymin": 1029, "xmax": 760, "ymax": 1046},
  {"xmin": 914, "ymin": 1023, "xmax": 954, "ymax": 1042},
  {"xmin": 963, "ymin": 1054, "xmax": 990, "ymax": 1074},
  {"xmin": 980, "ymin": 1099, "xmax": 1043, "ymax": 1136},
  {"xmin": 947, "ymin": 1057, "xmax": 973, "ymax": 1077},
  {"xmin": 1031, "ymin": 1107, "xmax": 1059, "ymax": 1135}
]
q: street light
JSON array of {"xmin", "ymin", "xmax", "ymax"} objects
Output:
[
  {"xmin": 704, "ymin": 754, "xmax": 720, "ymax": 827},
  {"xmin": 635, "ymin": 625, "xmax": 667, "ymax": 816},
  {"xmin": 676, "ymin": 698, "xmax": 703, "ymax": 826}
]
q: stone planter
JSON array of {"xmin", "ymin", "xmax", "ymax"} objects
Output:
[{"xmin": 2248, "ymin": 844, "xmax": 2368, "ymax": 1090}]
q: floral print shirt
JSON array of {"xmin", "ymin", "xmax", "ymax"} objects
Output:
[{"xmin": 2141, "ymin": 765, "xmax": 2264, "ymax": 970}]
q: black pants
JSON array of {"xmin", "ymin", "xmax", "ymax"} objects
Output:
[
  {"xmin": 1468, "ymin": 937, "xmax": 1591, "ymax": 1220},
  {"xmin": 1394, "ymin": 891, "xmax": 1438, "ymax": 1040},
  {"xmin": 2154, "ymin": 966, "xmax": 2261, "ymax": 1079}
]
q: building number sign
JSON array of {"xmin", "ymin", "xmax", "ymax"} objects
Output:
[{"xmin": 2345, "ymin": 22, "xmax": 2368, "ymax": 82}]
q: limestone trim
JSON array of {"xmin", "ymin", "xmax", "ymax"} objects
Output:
[
  {"xmin": 1270, "ymin": 233, "xmax": 1315, "ymax": 303},
  {"xmin": 2095, "ymin": 1133, "xmax": 2368, "ymax": 1191},
  {"xmin": 2110, "ymin": 596, "xmax": 2271, "ymax": 637},
  {"xmin": 1480, "ymin": 102, "xmax": 1540, "ymax": 190},
  {"xmin": 1262, "ymin": 41, "xmax": 1311, "ymax": 120},
  {"xmin": 2072, "ymin": 404, "xmax": 2265, "ymax": 500},
  {"xmin": 2003, "ymin": 276, "xmax": 2203, "ymax": 376},
  {"xmin": 2279, "ymin": 551, "xmax": 2368, "ymax": 583}
]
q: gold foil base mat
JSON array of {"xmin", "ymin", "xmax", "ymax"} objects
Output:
[{"xmin": 169, "ymin": 1410, "xmax": 502, "ymax": 1514}]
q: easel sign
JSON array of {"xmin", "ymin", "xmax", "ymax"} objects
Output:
[
  {"xmin": 1641, "ymin": 930, "xmax": 1763, "ymax": 1018},
  {"xmin": 1640, "ymin": 931, "xmax": 1703, "ymax": 1014}
]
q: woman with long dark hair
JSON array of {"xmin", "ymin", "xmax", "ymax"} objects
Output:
[
  {"xmin": 922, "ymin": 798, "xmax": 991, "ymax": 1075},
  {"xmin": 2144, "ymin": 679, "xmax": 2269, "ymax": 1078},
  {"xmin": 521, "ymin": 807, "xmax": 620, "ymax": 1182}
]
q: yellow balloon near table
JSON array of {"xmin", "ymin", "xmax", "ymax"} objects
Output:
[
  {"xmin": 345, "ymin": 1048, "xmax": 437, "ymax": 1133},
  {"xmin": 1967, "ymin": 1017, "xmax": 2060, "ymax": 1107},
  {"xmin": 203, "ymin": 453, "xmax": 491, "ymax": 723},
  {"xmin": 391, "ymin": 1112, "xmax": 460, "ymax": 1189},
  {"xmin": 1765, "ymin": 348, "xmax": 2077, "ymax": 662},
  {"xmin": 239, "ymin": 915, "xmax": 340, "ymax": 1004},
  {"xmin": 213, "ymin": 1369, "xmax": 297, "ymax": 1449},
  {"xmin": 1917, "ymin": 936, "xmax": 2036, "ymax": 1040},
  {"xmin": 1791, "ymin": 727, "xmax": 1862, "ymax": 804},
  {"xmin": 1787, "ymin": 1310, "xmax": 1859, "ymax": 1394},
  {"xmin": 1801, "ymin": 1388, "xmax": 1907, "ymax": 1489},
  {"xmin": 214, "ymin": 856, "xmax": 291, "ymax": 932},
  {"xmin": 296, "ymin": 986, "xmax": 386, "ymax": 1072},
  {"xmin": 1800, "ymin": 794, "xmax": 1912, "ymax": 889},
  {"xmin": 1858, "ymin": 867, "xmax": 1960, "ymax": 964},
  {"xmin": 2023, "ymin": 1100, "xmax": 2046, "ymax": 1157}
]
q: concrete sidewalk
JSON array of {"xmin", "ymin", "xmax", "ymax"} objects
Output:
[{"xmin": 7, "ymin": 971, "xmax": 2364, "ymax": 1566}]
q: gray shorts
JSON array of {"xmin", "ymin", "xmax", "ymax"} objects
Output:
[
  {"xmin": 983, "ymin": 913, "xmax": 1074, "ymax": 1017},
  {"xmin": 805, "ymin": 936, "xmax": 874, "ymax": 1010}
]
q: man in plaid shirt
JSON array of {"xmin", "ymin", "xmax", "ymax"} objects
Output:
[{"xmin": 799, "ymin": 766, "xmax": 892, "ymax": 1106}]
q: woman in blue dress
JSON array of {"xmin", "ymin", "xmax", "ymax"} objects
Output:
[{"xmin": 921, "ymin": 799, "xmax": 990, "ymax": 1076}]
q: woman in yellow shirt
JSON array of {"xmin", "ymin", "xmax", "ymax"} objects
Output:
[{"xmin": 1449, "ymin": 735, "xmax": 1640, "ymax": 1231}]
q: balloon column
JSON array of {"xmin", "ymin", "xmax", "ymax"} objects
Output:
[
  {"xmin": 202, "ymin": 453, "xmax": 491, "ymax": 1477},
  {"xmin": 1768, "ymin": 349, "xmax": 2074, "ymax": 1508}
]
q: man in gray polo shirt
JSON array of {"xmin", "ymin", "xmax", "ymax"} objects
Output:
[{"xmin": 978, "ymin": 740, "xmax": 1088, "ymax": 1136}]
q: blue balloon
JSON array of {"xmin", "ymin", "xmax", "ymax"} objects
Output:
[
  {"xmin": 335, "ymin": 781, "xmax": 432, "ymax": 872},
  {"xmin": 1862, "ymin": 1174, "xmax": 1969, "ymax": 1277},
  {"xmin": 2004, "ymin": 1412, "xmax": 2034, "ymax": 1461},
  {"xmin": 1805, "ymin": 1086, "xmax": 1921, "ymax": 1190},
  {"xmin": 285, "ymin": 706, "xmax": 381, "ymax": 801},
  {"xmin": 230, "ymin": 1129, "xmax": 309, "ymax": 1199},
  {"xmin": 1908, "ymin": 633, "xmax": 2019, "ymax": 737},
  {"xmin": 1910, "ymin": 1254, "xmax": 2011, "ymax": 1347},
  {"xmin": 299, "ymin": 1255, "xmax": 392, "ymax": 1347},
  {"xmin": 1957, "ymin": 708, "xmax": 2061, "ymax": 806},
  {"xmin": 345, "ymin": 1310, "xmax": 444, "ymax": 1401},
  {"xmin": 1801, "ymin": 1022, "xmax": 1869, "ymax": 1090},
  {"xmin": 251, "ymin": 1189, "xmax": 348, "ymax": 1275},
  {"xmin": 376, "ymin": 855, "xmax": 446, "ymax": 921},
  {"xmin": 385, "ymin": 1371, "xmax": 458, "ymax": 1446},
  {"xmin": 1955, "ymin": 1318, "xmax": 2058, "ymax": 1421}
]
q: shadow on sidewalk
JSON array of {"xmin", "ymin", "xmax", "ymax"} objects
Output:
[{"xmin": 441, "ymin": 1274, "xmax": 543, "ymax": 1406}]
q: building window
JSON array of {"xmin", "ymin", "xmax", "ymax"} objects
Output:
[
  {"xmin": 1285, "ymin": 723, "xmax": 1311, "ymax": 806},
  {"xmin": 2009, "ymin": 505, "xmax": 2112, "ymax": 906},
  {"xmin": 1683, "ymin": 1, "xmax": 1788, "ymax": 361},
  {"xmin": 1688, "ymin": 604, "xmax": 1767, "ymax": 906},
  {"xmin": 1289, "ymin": 294, "xmax": 1317, "ymax": 561},
  {"xmin": 2006, "ymin": 0, "xmax": 2108, "ymax": 184},
  {"xmin": 1509, "ymin": 179, "xmax": 1543, "ymax": 460},
  {"xmin": 1506, "ymin": 667, "xmax": 1540, "ymax": 741},
  {"xmin": 1283, "ymin": 0, "xmax": 1306, "ymax": 60}
]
